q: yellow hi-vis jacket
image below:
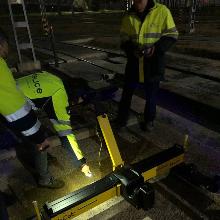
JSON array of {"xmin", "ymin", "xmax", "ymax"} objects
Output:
[
  {"xmin": 120, "ymin": 2, "xmax": 178, "ymax": 82},
  {"xmin": 0, "ymin": 58, "xmax": 25, "ymax": 115},
  {"xmin": 0, "ymin": 58, "xmax": 44, "ymax": 144},
  {"xmin": 16, "ymin": 71, "xmax": 84, "ymax": 162}
]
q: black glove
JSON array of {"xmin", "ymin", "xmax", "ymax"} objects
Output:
[
  {"xmin": 142, "ymin": 46, "xmax": 155, "ymax": 58},
  {"xmin": 132, "ymin": 44, "xmax": 154, "ymax": 58}
]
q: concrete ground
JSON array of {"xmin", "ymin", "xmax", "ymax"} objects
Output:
[
  {"xmin": 0, "ymin": 7, "xmax": 220, "ymax": 220},
  {"xmin": 1, "ymin": 74, "xmax": 220, "ymax": 219},
  {"xmin": 2, "ymin": 92, "xmax": 220, "ymax": 219}
]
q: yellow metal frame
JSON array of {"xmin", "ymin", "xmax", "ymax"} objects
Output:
[
  {"xmin": 51, "ymin": 186, "xmax": 120, "ymax": 220},
  {"xmin": 97, "ymin": 114, "xmax": 124, "ymax": 170},
  {"xmin": 49, "ymin": 154, "xmax": 184, "ymax": 220},
  {"xmin": 44, "ymin": 114, "xmax": 185, "ymax": 220},
  {"xmin": 142, "ymin": 154, "xmax": 184, "ymax": 181}
]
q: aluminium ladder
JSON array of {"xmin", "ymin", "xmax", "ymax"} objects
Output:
[{"xmin": 8, "ymin": 0, "xmax": 41, "ymax": 72}]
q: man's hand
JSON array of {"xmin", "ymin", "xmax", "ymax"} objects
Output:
[
  {"xmin": 133, "ymin": 45, "xmax": 155, "ymax": 58},
  {"xmin": 37, "ymin": 138, "xmax": 50, "ymax": 151},
  {"xmin": 81, "ymin": 164, "xmax": 92, "ymax": 177},
  {"xmin": 143, "ymin": 46, "xmax": 155, "ymax": 58}
]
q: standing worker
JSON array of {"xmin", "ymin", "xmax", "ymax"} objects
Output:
[
  {"xmin": 16, "ymin": 72, "xmax": 92, "ymax": 177},
  {"xmin": 0, "ymin": 27, "xmax": 64, "ymax": 189},
  {"xmin": 115, "ymin": 0, "xmax": 178, "ymax": 131}
]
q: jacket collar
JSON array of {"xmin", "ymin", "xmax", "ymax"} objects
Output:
[{"xmin": 129, "ymin": 0, "xmax": 155, "ymax": 12}]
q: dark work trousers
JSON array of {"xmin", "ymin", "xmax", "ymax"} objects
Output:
[
  {"xmin": 15, "ymin": 138, "xmax": 51, "ymax": 184},
  {"xmin": 34, "ymin": 146, "xmax": 51, "ymax": 183},
  {"xmin": 0, "ymin": 192, "xmax": 9, "ymax": 220},
  {"xmin": 117, "ymin": 81, "xmax": 160, "ymax": 125}
]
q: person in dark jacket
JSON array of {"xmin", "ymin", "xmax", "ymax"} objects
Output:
[{"xmin": 116, "ymin": 0, "xmax": 178, "ymax": 131}]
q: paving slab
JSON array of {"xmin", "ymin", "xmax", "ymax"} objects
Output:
[
  {"xmin": 51, "ymin": 61, "xmax": 111, "ymax": 81},
  {"xmin": 64, "ymin": 38, "xmax": 94, "ymax": 44},
  {"xmin": 166, "ymin": 52, "xmax": 220, "ymax": 80},
  {"xmin": 162, "ymin": 69, "xmax": 220, "ymax": 110},
  {"xmin": 47, "ymin": 52, "xmax": 220, "ymax": 115},
  {"xmin": 59, "ymin": 41, "xmax": 220, "ymax": 80},
  {"xmin": 91, "ymin": 59, "xmax": 125, "ymax": 74},
  {"xmin": 74, "ymin": 190, "xmax": 192, "ymax": 220},
  {"xmin": 36, "ymin": 41, "xmax": 108, "ymax": 61}
]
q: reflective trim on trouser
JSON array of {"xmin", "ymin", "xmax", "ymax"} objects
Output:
[
  {"xmin": 5, "ymin": 101, "xmax": 31, "ymax": 122},
  {"xmin": 21, "ymin": 120, "xmax": 41, "ymax": 136}
]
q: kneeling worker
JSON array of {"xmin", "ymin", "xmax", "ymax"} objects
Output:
[{"xmin": 16, "ymin": 72, "xmax": 92, "ymax": 177}]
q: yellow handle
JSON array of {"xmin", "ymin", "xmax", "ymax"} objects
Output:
[{"xmin": 32, "ymin": 201, "xmax": 41, "ymax": 220}]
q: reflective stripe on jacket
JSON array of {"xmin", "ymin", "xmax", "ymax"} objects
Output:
[
  {"xmin": 0, "ymin": 58, "xmax": 44, "ymax": 142},
  {"xmin": 120, "ymin": 2, "xmax": 178, "ymax": 82},
  {"xmin": 5, "ymin": 101, "xmax": 31, "ymax": 122},
  {"xmin": 0, "ymin": 58, "xmax": 26, "ymax": 116},
  {"xmin": 17, "ymin": 71, "xmax": 84, "ymax": 161}
]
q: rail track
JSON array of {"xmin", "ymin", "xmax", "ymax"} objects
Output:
[
  {"xmin": 62, "ymin": 41, "xmax": 220, "ymax": 81},
  {"xmin": 33, "ymin": 41, "xmax": 220, "ymax": 133},
  {"xmin": 8, "ymin": 40, "xmax": 220, "ymax": 220},
  {"xmin": 42, "ymin": 40, "xmax": 220, "ymax": 82}
]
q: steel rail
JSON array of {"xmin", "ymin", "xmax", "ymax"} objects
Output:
[
  {"xmin": 55, "ymin": 41, "xmax": 220, "ymax": 83},
  {"xmin": 33, "ymin": 44, "xmax": 220, "ymax": 133}
]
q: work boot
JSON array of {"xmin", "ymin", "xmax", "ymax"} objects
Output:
[
  {"xmin": 38, "ymin": 177, "xmax": 65, "ymax": 189},
  {"xmin": 140, "ymin": 121, "xmax": 154, "ymax": 132}
]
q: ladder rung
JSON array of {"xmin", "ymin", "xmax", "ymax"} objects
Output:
[
  {"xmin": 18, "ymin": 43, "xmax": 33, "ymax": 50},
  {"xmin": 14, "ymin": 21, "xmax": 28, "ymax": 28},
  {"xmin": 9, "ymin": 0, "xmax": 22, "ymax": 5}
]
